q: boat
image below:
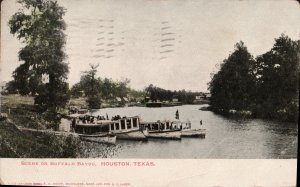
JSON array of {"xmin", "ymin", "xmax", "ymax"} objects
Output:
[
  {"xmin": 109, "ymin": 116, "xmax": 147, "ymax": 141},
  {"xmin": 162, "ymin": 101, "xmax": 183, "ymax": 107},
  {"xmin": 67, "ymin": 106, "xmax": 90, "ymax": 119},
  {"xmin": 74, "ymin": 120, "xmax": 116, "ymax": 144},
  {"xmin": 140, "ymin": 120, "xmax": 182, "ymax": 140},
  {"xmin": 73, "ymin": 115, "xmax": 147, "ymax": 141},
  {"xmin": 182, "ymin": 128, "xmax": 206, "ymax": 137},
  {"xmin": 145, "ymin": 101, "xmax": 183, "ymax": 107},
  {"xmin": 145, "ymin": 102, "xmax": 163, "ymax": 107},
  {"xmin": 172, "ymin": 120, "xmax": 206, "ymax": 138}
]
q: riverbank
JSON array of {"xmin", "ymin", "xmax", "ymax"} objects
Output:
[
  {"xmin": 199, "ymin": 104, "xmax": 298, "ymax": 123},
  {"xmin": 0, "ymin": 119, "xmax": 79, "ymax": 157},
  {"xmin": 0, "ymin": 94, "xmax": 121, "ymax": 158},
  {"xmin": 69, "ymin": 96, "xmax": 210, "ymax": 109},
  {"xmin": 0, "ymin": 94, "xmax": 78, "ymax": 157},
  {"xmin": 1, "ymin": 94, "xmax": 65, "ymax": 130}
]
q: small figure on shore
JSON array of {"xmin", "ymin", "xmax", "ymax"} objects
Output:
[
  {"xmin": 106, "ymin": 113, "xmax": 109, "ymax": 120},
  {"xmin": 200, "ymin": 120, "xmax": 202, "ymax": 125},
  {"xmin": 175, "ymin": 109, "xmax": 179, "ymax": 120}
]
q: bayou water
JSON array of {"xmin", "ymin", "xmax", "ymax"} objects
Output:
[{"xmin": 77, "ymin": 105, "xmax": 298, "ymax": 159}]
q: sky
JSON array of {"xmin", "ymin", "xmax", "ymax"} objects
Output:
[{"xmin": 1, "ymin": 0, "xmax": 300, "ymax": 92}]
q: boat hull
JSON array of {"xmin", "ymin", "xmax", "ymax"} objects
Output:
[
  {"xmin": 181, "ymin": 129, "xmax": 206, "ymax": 138},
  {"xmin": 146, "ymin": 130, "xmax": 181, "ymax": 140},
  {"xmin": 79, "ymin": 134, "xmax": 116, "ymax": 144},
  {"xmin": 146, "ymin": 102, "xmax": 162, "ymax": 107},
  {"xmin": 113, "ymin": 129, "xmax": 148, "ymax": 141}
]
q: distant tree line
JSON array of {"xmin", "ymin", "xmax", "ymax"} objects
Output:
[
  {"xmin": 70, "ymin": 64, "xmax": 144, "ymax": 108},
  {"xmin": 145, "ymin": 84, "xmax": 203, "ymax": 104},
  {"xmin": 209, "ymin": 34, "xmax": 299, "ymax": 122}
]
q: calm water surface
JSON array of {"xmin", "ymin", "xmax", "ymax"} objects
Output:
[{"xmin": 81, "ymin": 105, "xmax": 298, "ymax": 159}]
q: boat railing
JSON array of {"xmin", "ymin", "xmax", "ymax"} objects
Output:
[
  {"xmin": 140, "ymin": 121, "xmax": 183, "ymax": 131},
  {"xmin": 109, "ymin": 116, "xmax": 141, "ymax": 132}
]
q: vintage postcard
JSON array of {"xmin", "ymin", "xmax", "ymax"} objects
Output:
[{"xmin": 0, "ymin": 0, "xmax": 298, "ymax": 186}]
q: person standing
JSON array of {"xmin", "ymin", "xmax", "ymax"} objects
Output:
[{"xmin": 175, "ymin": 109, "xmax": 179, "ymax": 120}]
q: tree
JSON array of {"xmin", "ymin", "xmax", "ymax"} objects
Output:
[
  {"xmin": 82, "ymin": 64, "xmax": 102, "ymax": 109},
  {"xmin": 4, "ymin": 81, "xmax": 18, "ymax": 94},
  {"xmin": 115, "ymin": 78, "xmax": 130, "ymax": 98},
  {"xmin": 208, "ymin": 35, "xmax": 299, "ymax": 122},
  {"xmin": 11, "ymin": 63, "xmax": 30, "ymax": 95},
  {"xmin": 254, "ymin": 34, "xmax": 299, "ymax": 121},
  {"xmin": 9, "ymin": 0, "xmax": 70, "ymax": 119},
  {"xmin": 144, "ymin": 84, "xmax": 198, "ymax": 104},
  {"xmin": 101, "ymin": 78, "xmax": 113, "ymax": 99},
  {"xmin": 70, "ymin": 82, "xmax": 84, "ymax": 98},
  {"xmin": 208, "ymin": 41, "xmax": 256, "ymax": 113}
]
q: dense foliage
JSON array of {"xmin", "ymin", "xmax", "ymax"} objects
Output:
[
  {"xmin": 253, "ymin": 35, "xmax": 299, "ymax": 121},
  {"xmin": 79, "ymin": 64, "xmax": 102, "ymax": 109},
  {"xmin": 8, "ymin": 0, "xmax": 70, "ymax": 123},
  {"xmin": 145, "ymin": 84, "xmax": 203, "ymax": 104},
  {"xmin": 70, "ymin": 65, "xmax": 142, "ymax": 108},
  {"xmin": 209, "ymin": 35, "xmax": 299, "ymax": 122},
  {"xmin": 209, "ymin": 42, "xmax": 256, "ymax": 111}
]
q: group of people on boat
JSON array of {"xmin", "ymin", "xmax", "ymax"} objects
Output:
[
  {"xmin": 111, "ymin": 115, "xmax": 122, "ymax": 120},
  {"xmin": 70, "ymin": 108, "xmax": 203, "ymax": 133},
  {"xmin": 70, "ymin": 113, "xmax": 131, "ymax": 128},
  {"xmin": 71, "ymin": 115, "xmax": 109, "ymax": 128},
  {"xmin": 82, "ymin": 115, "xmax": 109, "ymax": 123},
  {"xmin": 111, "ymin": 115, "xmax": 134, "ymax": 121}
]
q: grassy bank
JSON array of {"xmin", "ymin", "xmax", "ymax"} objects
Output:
[
  {"xmin": 1, "ymin": 95, "xmax": 40, "ymax": 129},
  {"xmin": 0, "ymin": 94, "xmax": 120, "ymax": 158},
  {"xmin": 0, "ymin": 94, "xmax": 80, "ymax": 157},
  {"xmin": 0, "ymin": 120, "xmax": 79, "ymax": 158}
]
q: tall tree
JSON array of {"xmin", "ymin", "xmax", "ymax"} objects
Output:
[
  {"xmin": 9, "ymin": 0, "xmax": 69, "ymax": 116},
  {"xmin": 82, "ymin": 64, "xmax": 102, "ymax": 109},
  {"xmin": 101, "ymin": 78, "xmax": 113, "ymax": 99},
  {"xmin": 209, "ymin": 41, "xmax": 256, "ymax": 112},
  {"xmin": 115, "ymin": 78, "xmax": 130, "ymax": 98},
  {"xmin": 254, "ymin": 34, "xmax": 299, "ymax": 121}
]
